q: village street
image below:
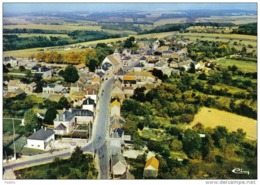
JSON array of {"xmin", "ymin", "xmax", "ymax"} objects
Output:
[{"xmin": 3, "ymin": 77, "xmax": 114, "ymax": 179}]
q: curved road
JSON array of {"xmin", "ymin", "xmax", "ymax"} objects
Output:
[{"xmin": 4, "ymin": 77, "xmax": 114, "ymax": 180}]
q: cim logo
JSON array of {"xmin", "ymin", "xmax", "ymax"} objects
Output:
[{"xmin": 232, "ymin": 168, "xmax": 250, "ymax": 175}]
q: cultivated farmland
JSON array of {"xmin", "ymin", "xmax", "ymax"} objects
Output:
[{"xmin": 189, "ymin": 107, "xmax": 257, "ymax": 140}]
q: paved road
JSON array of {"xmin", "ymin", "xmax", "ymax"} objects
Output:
[
  {"xmin": 3, "ymin": 77, "xmax": 114, "ymax": 179},
  {"xmin": 87, "ymin": 77, "xmax": 114, "ymax": 179}
]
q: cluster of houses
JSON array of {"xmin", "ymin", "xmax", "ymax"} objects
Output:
[{"xmin": 5, "ymin": 37, "xmax": 206, "ymax": 179}]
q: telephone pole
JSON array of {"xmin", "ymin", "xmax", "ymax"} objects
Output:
[{"xmin": 12, "ymin": 118, "xmax": 16, "ymax": 160}]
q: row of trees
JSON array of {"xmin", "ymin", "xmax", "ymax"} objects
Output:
[
  {"xmin": 3, "ymin": 30, "xmax": 122, "ymax": 51},
  {"xmin": 35, "ymin": 43, "xmax": 113, "ymax": 72},
  {"xmin": 16, "ymin": 146, "xmax": 97, "ymax": 179},
  {"xmin": 3, "ymin": 35, "xmax": 70, "ymax": 51}
]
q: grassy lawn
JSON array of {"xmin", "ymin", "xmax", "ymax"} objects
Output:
[
  {"xmin": 213, "ymin": 83, "xmax": 248, "ymax": 94},
  {"xmin": 141, "ymin": 128, "xmax": 169, "ymax": 141},
  {"xmin": 20, "ymin": 147, "xmax": 48, "ymax": 156},
  {"xmin": 170, "ymin": 151, "xmax": 188, "ymax": 159},
  {"xmin": 3, "ymin": 118, "xmax": 22, "ymax": 133},
  {"xmin": 215, "ymin": 58, "xmax": 257, "ymax": 73},
  {"xmin": 189, "ymin": 107, "xmax": 257, "ymax": 140}
]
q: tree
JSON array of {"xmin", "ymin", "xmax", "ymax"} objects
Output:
[
  {"xmin": 212, "ymin": 126, "xmax": 228, "ymax": 148},
  {"xmin": 70, "ymin": 146, "xmax": 88, "ymax": 168},
  {"xmin": 44, "ymin": 108, "xmax": 58, "ymax": 124},
  {"xmin": 58, "ymin": 96, "xmax": 70, "ymax": 109},
  {"xmin": 19, "ymin": 65, "xmax": 26, "ymax": 71},
  {"xmin": 170, "ymin": 138, "xmax": 183, "ymax": 151},
  {"xmin": 183, "ymin": 129, "xmax": 202, "ymax": 159},
  {"xmin": 124, "ymin": 36, "xmax": 135, "ymax": 48},
  {"xmin": 63, "ymin": 65, "xmax": 79, "ymax": 83},
  {"xmin": 88, "ymin": 59, "xmax": 98, "ymax": 72},
  {"xmin": 3, "ymin": 65, "xmax": 9, "ymax": 73},
  {"xmin": 24, "ymin": 109, "xmax": 41, "ymax": 133},
  {"xmin": 197, "ymin": 72, "xmax": 207, "ymax": 80}
]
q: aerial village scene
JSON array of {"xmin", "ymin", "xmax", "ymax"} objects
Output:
[{"xmin": 2, "ymin": 2, "xmax": 258, "ymax": 182}]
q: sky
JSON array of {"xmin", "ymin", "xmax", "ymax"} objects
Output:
[{"xmin": 3, "ymin": 2, "xmax": 257, "ymax": 13}]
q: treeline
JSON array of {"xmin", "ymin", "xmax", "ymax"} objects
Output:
[
  {"xmin": 3, "ymin": 35, "xmax": 70, "ymax": 51},
  {"xmin": 35, "ymin": 44, "xmax": 112, "ymax": 71},
  {"xmin": 100, "ymin": 22, "xmax": 142, "ymax": 33},
  {"xmin": 3, "ymin": 30, "xmax": 121, "ymax": 51},
  {"xmin": 141, "ymin": 22, "xmax": 235, "ymax": 34},
  {"xmin": 232, "ymin": 23, "xmax": 257, "ymax": 35},
  {"xmin": 68, "ymin": 30, "xmax": 121, "ymax": 43},
  {"xmin": 3, "ymin": 28, "xmax": 68, "ymax": 34}
]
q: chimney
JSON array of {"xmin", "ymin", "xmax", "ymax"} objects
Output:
[
  {"xmin": 45, "ymin": 127, "xmax": 47, "ymax": 131},
  {"xmin": 56, "ymin": 114, "xmax": 59, "ymax": 121},
  {"xmin": 63, "ymin": 108, "xmax": 66, "ymax": 112},
  {"xmin": 69, "ymin": 108, "xmax": 72, "ymax": 113},
  {"xmin": 41, "ymin": 126, "xmax": 43, "ymax": 129},
  {"xmin": 63, "ymin": 114, "xmax": 66, "ymax": 121},
  {"xmin": 34, "ymin": 128, "xmax": 36, "ymax": 133}
]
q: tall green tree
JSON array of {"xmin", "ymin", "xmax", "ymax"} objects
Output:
[
  {"xmin": 58, "ymin": 96, "xmax": 70, "ymax": 109},
  {"xmin": 183, "ymin": 129, "xmax": 202, "ymax": 159},
  {"xmin": 44, "ymin": 108, "xmax": 58, "ymax": 124},
  {"xmin": 24, "ymin": 109, "xmax": 41, "ymax": 133},
  {"xmin": 63, "ymin": 65, "xmax": 79, "ymax": 83}
]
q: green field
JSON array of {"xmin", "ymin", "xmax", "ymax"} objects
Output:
[
  {"xmin": 154, "ymin": 18, "xmax": 188, "ymax": 26},
  {"xmin": 4, "ymin": 23, "xmax": 102, "ymax": 31},
  {"xmin": 3, "ymin": 118, "xmax": 22, "ymax": 133},
  {"xmin": 189, "ymin": 107, "xmax": 257, "ymax": 140},
  {"xmin": 195, "ymin": 15, "xmax": 257, "ymax": 25},
  {"xmin": 3, "ymin": 31, "xmax": 174, "ymax": 58},
  {"xmin": 186, "ymin": 26, "xmax": 238, "ymax": 34},
  {"xmin": 4, "ymin": 33, "xmax": 70, "ymax": 38},
  {"xmin": 179, "ymin": 33, "xmax": 256, "ymax": 42},
  {"xmin": 215, "ymin": 58, "xmax": 257, "ymax": 73}
]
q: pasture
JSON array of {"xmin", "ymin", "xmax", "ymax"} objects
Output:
[
  {"xmin": 3, "ymin": 23, "xmax": 102, "ymax": 31},
  {"xmin": 189, "ymin": 107, "xmax": 257, "ymax": 140},
  {"xmin": 195, "ymin": 15, "xmax": 257, "ymax": 25},
  {"xmin": 214, "ymin": 58, "xmax": 257, "ymax": 73},
  {"xmin": 154, "ymin": 18, "xmax": 188, "ymax": 26}
]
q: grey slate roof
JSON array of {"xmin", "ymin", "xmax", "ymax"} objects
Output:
[
  {"xmin": 72, "ymin": 109, "xmax": 94, "ymax": 117},
  {"xmin": 102, "ymin": 62, "xmax": 112, "ymax": 71},
  {"xmin": 111, "ymin": 153, "xmax": 128, "ymax": 167},
  {"xmin": 110, "ymin": 115, "xmax": 125, "ymax": 125},
  {"xmin": 96, "ymin": 71, "xmax": 105, "ymax": 77},
  {"xmin": 116, "ymin": 68, "xmax": 126, "ymax": 76},
  {"xmin": 114, "ymin": 128, "xmax": 124, "ymax": 138},
  {"xmin": 28, "ymin": 129, "xmax": 54, "ymax": 140},
  {"xmin": 134, "ymin": 62, "xmax": 144, "ymax": 68},
  {"xmin": 82, "ymin": 97, "xmax": 95, "ymax": 105},
  {"xmin": 54, "ymin": 123, "xmax": 67, "ymax": 130},
  {"xmin": 57, "ymin": 111, "xmax": 74, "ymax": 121}
]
